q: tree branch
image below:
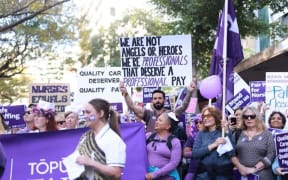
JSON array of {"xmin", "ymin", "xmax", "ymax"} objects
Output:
[
  {"xmin": 0, "ymin": 0, "xmax": 70, "ymax": 32},
  {"xmin": 0, "ymin": 0, "xmax": 38, "ymax": 19}
]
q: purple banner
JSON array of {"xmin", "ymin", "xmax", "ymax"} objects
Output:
[
  {"xmin": 175, "ymin": 87, "xmax": 187, "ymax": 108},
  {"xmin": 1, "ymin": 123, "xmax": 147, "ymax": 180},
  {"xmin": 143, "ymin": 87, "xmax": 161, "ymax": 103},
  {"xmin": 275, "ymin": 132, "xmax": 288, "ymax": 170},
  {"xmin": 226, "ymin": 88, "xmax": 250, "ymax": 111},
  {"xmin": 110, "ymin": 102, "xmax": 123, "ymax": 113},
  {"xmin": 250, "ymin": 81, "xmax": 265, "ymax": 102},
  {"xmin": 0, "ymin": 105, "xmax": 25, "ymax": 128}
]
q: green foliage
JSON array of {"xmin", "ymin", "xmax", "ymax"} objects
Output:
[
  {"xmin": 149, "ymin": 0, "xmax": 288, "ymax": 78},
  {"xmin": 78, "ymin": 8, "xmax": 173, "ymax": 67},
  {"xmin": 0, "ymin": 0, "xmax": 79, "ymax": 103},
  {"xmin": 0, "ymin": 75, "xmax": 31, "ymax": 104}
]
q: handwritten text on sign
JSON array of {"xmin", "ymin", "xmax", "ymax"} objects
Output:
[
  {"xmin": 29, "ymin": 83, "xmax": 70, "ymax": 112},
  {"xmin": 265, "ymin": 72, "xmax": 288, "ymax": 129},
  {"xmin": 119, "ymin": 35, "xmax": 192, "ymax": 87}
]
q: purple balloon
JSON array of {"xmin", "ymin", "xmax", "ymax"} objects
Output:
[{"xmin": 199, "ymin": 75, "xmax": 221, "ymax": 99}]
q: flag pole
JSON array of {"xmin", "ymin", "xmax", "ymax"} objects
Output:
[{"xmin": 222, "ymin": 0, "xmax": 228, "ymax": 137}]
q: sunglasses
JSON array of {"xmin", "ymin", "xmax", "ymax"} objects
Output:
[
  {"xmin": 242, "ymin": 114, "xmax": 256, "ymax": 120},
  {"xmin": 202, "ymin": 114, "xmax": 213, "ymax": 119},
  {"xmin": 24, "ymin": 111, "xmax": 31, "ymax": 115},
  {"xmin": 57, "ymin": 121, "xmax": 65, "ymax": 125}
]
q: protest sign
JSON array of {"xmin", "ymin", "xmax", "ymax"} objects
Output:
[
  {"xmin": 185, "ymin": 98, "xmax": 198, "ymax": 113},
  {"xmin": 250, "ymin": 81, "xmax": 265, "ymax": 102},
  {"xmin": 275, "ymin": 132, "xmax": 288, "ymax": 172},
  {"xmin": 265, "ymin": 72, "xmax": 288, "ymax": 128},
  {"xmin": 1, "ymin": 123, "xmax": 147, "ymax": 180},
  {"xmin": 120, "ymin": 35, "xmax": 192, "ymax": 87},
  {"xmin": 225, "ymin": 88, "xmax": 250, "ymax": 114},
  {"xmin": 75, "ymin": 67, "xmax": 123, "ymax": 113},
  {"xmin": 29, "ymin": 83, "xmax": 70, "ymax": 112},
  {"xmin": 143, "ymin": 87, "xmax": 161, "ymax": 104},
  {"xmin": 0, "ymin": 105, "xmax": 25, "ymax": 128},
  {"xmin": 164, "ymin": 96, "xmax": 171, "ymax": 110}
]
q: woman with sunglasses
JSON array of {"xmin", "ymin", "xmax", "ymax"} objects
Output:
[
  {"xmin": 192, "ymin": 106, "xmax": 235, "ymax": 180},
  {"xmin": 231, "ymin": 106, "xmax": 275, "ymax": 180}
]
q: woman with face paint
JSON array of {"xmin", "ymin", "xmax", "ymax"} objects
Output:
[{"xmin": 75, "ymin": 98, "xmax": 126, "ymax": 180}]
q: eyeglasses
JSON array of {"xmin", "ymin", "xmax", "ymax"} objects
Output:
[
  {"xmin": 202, "ymin": 114, "xmax": 213, "ymax": 119},
  {"xmin": 57, "ymin": 121, "xmax": 65, "ymax": 125},
  {"xmin": 242, "ymin": 114, "xmax": 256, "ymax": 120}
]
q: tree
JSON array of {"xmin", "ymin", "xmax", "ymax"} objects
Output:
[
  {"xmin": 0, "ymin": 0, "xmax": 73, "ymax": 78},
  {"xmin": 0, "ymin": 0, "xmax": 78, "ymax": 103},
  {"xmin": 0, "ymin": 74, "xmax": 31, "ymax": 104},
  {"xmin": 78, "ymin": 8, "xmax": 174, "ymax": 67},
  {"xmin": 150, "ymin": 0, "xmax": 288, "ymax": 78}
]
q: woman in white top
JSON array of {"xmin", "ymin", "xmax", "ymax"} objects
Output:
[{"xmin": 76, "ymin": 98, "xmax": 126, "ymax": 180}]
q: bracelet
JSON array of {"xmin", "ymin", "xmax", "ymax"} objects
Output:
[{"xmin": 122, "ymin": 92, "xmax": 128, "ymax": 97}]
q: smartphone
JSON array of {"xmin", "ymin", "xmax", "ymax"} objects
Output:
[{"xmin": 230, "ymin": 117, "xmax": 237, "ymax": 125}]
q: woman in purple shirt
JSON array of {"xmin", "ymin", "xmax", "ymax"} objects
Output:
[{"xmin": 145, "ymin": 112, "xmax": 182, "ymax": 180}]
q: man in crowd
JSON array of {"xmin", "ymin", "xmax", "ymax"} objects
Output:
[
  {"xmin": 119, "ymin": 81, "xmax": 196, "ymax": 132},
  {"xmin": 17, "ymin": 104, "xmax": 36, "ymax": 133}
]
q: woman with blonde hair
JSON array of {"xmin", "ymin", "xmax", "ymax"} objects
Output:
[{"xmin": 231, "ymin": 106, "xmax": 275, "ymax": 180}]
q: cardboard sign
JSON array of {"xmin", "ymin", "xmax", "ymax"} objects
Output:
[
  {"xmin": 120, "ymin": 35, "xmax": 192, "ymax": 87},
  {"xmin": 29, "ymin": 83, "xmax": 70, "ymax": 112}
]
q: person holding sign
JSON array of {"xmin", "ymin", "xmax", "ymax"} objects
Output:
[
  {"xmin": 267, "ymin": 111, "xmax": 288, "ymax": 180},
  {"xmin": 145, "ymin": 112, "xmax": 182, "ymax": 180},
  {"xmin": 231, "ymin": 106, "xmax": 275, "ymax": 179},
  {"xmin": 192, "ymin": 106, "xmax": 235, "ymax": 179},
  {"xmin": 75, "ymin": 98, "xmax": 126, "ymax": 179},
  {"xmin": 119, "ymin": 81, "xmax": 196, "ymax": 133}
]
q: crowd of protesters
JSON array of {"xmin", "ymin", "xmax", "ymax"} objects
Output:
[{"xmin": 0, "ymin": 82, "xmax": 288, "ymax": 179}]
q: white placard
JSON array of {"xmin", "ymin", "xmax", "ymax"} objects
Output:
[
  {"xmin": 75, "ymin": 67, "xmax": 123, "ymax": 105},
  {"xmin": 265, "ymin": 72, "xmax": 288, "ymax": 129},
  {"xmin": 119, "ymin": 35, "xmax": 192, "ymax": 87}
]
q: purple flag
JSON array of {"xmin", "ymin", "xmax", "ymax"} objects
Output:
[{"xmin": 210, "ymin": 0, "xmax": 244, "ymax": 110}]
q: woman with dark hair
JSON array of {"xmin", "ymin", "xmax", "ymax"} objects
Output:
[
  {"xmin": 192, "ymin": 106, "xmax": 235, "ymax": 180},
  {"xmin": 76, "ymin": 98, "xmax": 126, "ymax": 180},
  {"xmin": 268, "ymin": 111, "xmax": 286, "ymax": 129},
  {"xmin": 145, "ymin": 112, "xmax": 182, "ymax": 180},
  {"xmin": 268, "ymin": 111, "xmax": 288, "ymax": 180},
  {"xmin": 32, "ymin": 107, "xmax": 57, "ymax": 132}
]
